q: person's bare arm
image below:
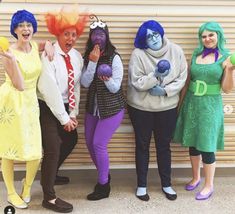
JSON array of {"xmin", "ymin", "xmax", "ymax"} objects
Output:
[
  {"xmin": 38, "ymin": 40, "xmax": 54, "ymax": 61},
  {"xmin": 221, "ymin": 57, "xmax": 235, "ymax": 94},
  {"xmin": 0, "ymin": 49, "xmax": 24, "ymax": 90}
]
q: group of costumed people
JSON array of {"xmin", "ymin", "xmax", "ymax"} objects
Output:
[{"xmin": 0, "ymin": 4, "xmax": 234, "ymax": 213}]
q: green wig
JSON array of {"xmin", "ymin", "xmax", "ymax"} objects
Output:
[{"xmin": 193, "ymin": 21, "xmax": 229, "ymax": 56}]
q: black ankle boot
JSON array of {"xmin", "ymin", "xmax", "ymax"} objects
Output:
[{"xmin": 87, "ymin": 182, "xmax": 111, "ymax": 201}]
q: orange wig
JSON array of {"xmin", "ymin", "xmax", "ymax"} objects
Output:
[{"xmin": 45, "ymin": 6, "xmax": 89, "ymax": 37}]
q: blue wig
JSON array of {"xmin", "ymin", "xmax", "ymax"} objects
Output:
[
  {"xmin": 134, "ymin": 20, "xmax": 164, "ymax": 49},
  {"xmin": 10, "ymin": 10, "xmax": 37, "ymax": 39}
]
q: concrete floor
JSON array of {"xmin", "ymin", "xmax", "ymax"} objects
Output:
[{"xmin": 0, "ymin": 168, "xmax": 235, "ymax": 214}]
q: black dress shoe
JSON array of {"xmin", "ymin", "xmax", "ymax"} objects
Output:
[
  {"xmin": 136, "ymin": 194, "xmax": 150, "ymax": 201},
  {"xmin": 162, "ymin": 188, "xmax": 177, "ymax": 201},
  {"xmin": 42, "ymin": 198, "xmax": 73, "ymax": 213},
  {"xmin": 55, "ymin": 175, "xmax": 70, "ymax": 185},
  {"xmin": 87, "ymin": 182, "xmax": 110, "ymax": 201}
]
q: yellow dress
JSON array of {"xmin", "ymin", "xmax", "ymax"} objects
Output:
[{"xmin": 0, "ymin": 41, "xmax": 42, "ymax": 161}]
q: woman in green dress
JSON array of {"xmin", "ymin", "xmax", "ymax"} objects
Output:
[{"xmin": 173, "ymin": 22, "xmax": 234, "ymax": 200}]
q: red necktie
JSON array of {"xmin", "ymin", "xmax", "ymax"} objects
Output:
[{"xmin": 62, "ymin": 54, "xmax": 75, "ymax": 110}]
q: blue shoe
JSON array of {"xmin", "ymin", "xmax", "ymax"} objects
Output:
[
  {"xmin": 185, "ymin": 179, "xmax": 201, "ymax": 191},
  {"xmin": 195, "ymin": 188, "xmax": 213, "ymax": 200}
]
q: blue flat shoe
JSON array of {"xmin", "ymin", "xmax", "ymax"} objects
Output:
[
  {"xmin": 195, "ymin": 188, "xmax": 213, "ymax": 200},
  {"xmin": 185, "ymin": 179, "xmax": 201, "ymax": 191}
]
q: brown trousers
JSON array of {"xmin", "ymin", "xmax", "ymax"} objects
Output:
[{"xmin": 39, "ymin": 100, "xmax": 77, "ymax": 201}]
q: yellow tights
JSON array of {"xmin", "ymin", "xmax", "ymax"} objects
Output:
[{"xmin": 1, "ymin": 158, "xmax": 40, "ymax": 206}]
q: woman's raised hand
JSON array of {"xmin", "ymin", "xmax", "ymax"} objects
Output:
[{"xmin": 89, "ymin": 44, "xmax": 100, "ymax": 62}]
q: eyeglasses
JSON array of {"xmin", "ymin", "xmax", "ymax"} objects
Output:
[
  {"xmin": 146, "ymin": 32, "xmax": 160, "ymax": 41},
  {"xmin": 90, "ymin": 21, "xmax": 106, "ymax": 29},
  {"xmin": 17, "ymin": 22, "xmax": 33, "ymax": 29}
]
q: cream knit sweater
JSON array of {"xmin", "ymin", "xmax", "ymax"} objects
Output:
[{"xmin": 127, "ymin": 36, "xmax": 187, "ymax": 112}]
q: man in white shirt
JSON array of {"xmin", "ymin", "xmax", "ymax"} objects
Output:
[{"xmin": 37, "ymin": 7, "xmax": 88, "ymax": 213}]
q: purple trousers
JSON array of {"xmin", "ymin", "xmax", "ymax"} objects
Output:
[{"xmin": 85, "ymin": 109, "xmax": 124, "ymax": 184}]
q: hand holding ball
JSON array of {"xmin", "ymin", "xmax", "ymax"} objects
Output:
[
  {"xmin": 230, "ymin": 53, "xmax": 235, "ymax": 65},
  {"xmin": 157, "ymin": 60, "xmax": 171, "ymax": 73},
  {"xmin": 155, "ymin": 59, "xmax": 171, "ymax": 78},
  {"xmin": 97, "ymin": 64, "xmax": 112, "ymax": 77},
  {"xmin": 0, "ymin": 37, "xmax": 10, "ymax": 51}
]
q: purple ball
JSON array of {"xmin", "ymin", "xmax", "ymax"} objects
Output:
[
  {"xmin": 157, "ymin": 60, "xmax": 171, "ymax": 73},
  {"xmin": 97, "ymin": 64, "xmax": 112, "ymax": 77}
]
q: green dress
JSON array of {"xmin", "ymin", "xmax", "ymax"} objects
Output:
[
  {"xmin": 0, "ymin": 41, "xmax": 42, "ymax": 161},
  {"xmin": 173, "ymin": 53, "xmax": 228, "ymax": 152}
]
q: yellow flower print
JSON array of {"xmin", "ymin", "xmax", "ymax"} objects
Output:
[{"xmin": 0, "ymin": 107, "xmax": 15, "ymax": 124}]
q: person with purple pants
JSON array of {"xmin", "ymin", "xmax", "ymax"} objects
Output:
[{"xmin": 81, "ymin": 15, "xmax": 126, "ymax": 201}]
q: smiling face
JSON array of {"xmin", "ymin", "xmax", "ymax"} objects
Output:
[
  {"xmin": 201, "ymin": 30, "xmax": 218, "ymax": 49},
  {"xmin": 57, "ymin": 27, "xmax": 77, "ymax": 53},
  {"xmin": 91, "ymin": 29, "xmax": 107, "ymax": 50},
  {"xmin": 14, "ymin": 21, "xmax": 33, "ymax": 42},
  {"xmin": 146, "ymin": 29, "xmax": 162, "ymax": 51}
]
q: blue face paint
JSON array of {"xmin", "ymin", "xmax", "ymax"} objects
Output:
[{"xmin": 146, "ymin": 29, "xmax": 162, "ymax": 51}]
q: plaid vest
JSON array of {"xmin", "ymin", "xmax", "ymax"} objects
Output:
[{"xmin": 86, "ymin": 53, "xmax": 126, "ymax": 118}]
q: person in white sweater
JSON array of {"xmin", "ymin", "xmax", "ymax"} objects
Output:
[{"xmin": 127, "ymin": 20, "xmax": 187, "ymax": 201}]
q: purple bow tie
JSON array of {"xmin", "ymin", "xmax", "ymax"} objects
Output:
[{"xmin": 202, "ymin": 47, "xmax": 219, "ymax": 62}]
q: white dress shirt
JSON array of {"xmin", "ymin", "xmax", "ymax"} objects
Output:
[{"xmin": 37, "ymin": 41, "xmax": 83, "ymax": 125}]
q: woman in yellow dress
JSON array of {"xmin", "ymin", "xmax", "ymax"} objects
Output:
[{"xmin": 0, "ymin": 10, "xmax": 53, "ymax": 209}]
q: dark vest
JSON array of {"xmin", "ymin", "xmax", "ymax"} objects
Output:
[{"xmin": 86, "ymin": 53, "xmax": 126, "ymax": 119}]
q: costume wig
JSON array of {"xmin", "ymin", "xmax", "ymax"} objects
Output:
[
  {"xmin": 194, "ymin": 21, "xmax": 229, "ymax": 56},
  {"xmin": 10, "ymin": 10, "xmax": 37, "ymax": 39},
  {"xmin": 134, "ymin": 20, "xmax": 164, "ymax": 49},
  {"xmin": 45, "ymin": 6, "xmax": 88, "ymax": 37},
  {"xmin": 83, "ymin": 15, "xmax": 116, "ymax": 67}
]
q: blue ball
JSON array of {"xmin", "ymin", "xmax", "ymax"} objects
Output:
[
  {"xmin": 157, "ymin": 60, "xmax": 170, "ymax": 73},
  {"xmin": 97, "ymin": 64, "xmax": 112, "ymax": 77}
]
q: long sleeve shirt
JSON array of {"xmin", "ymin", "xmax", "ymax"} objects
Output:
[
  {"xmin": 81, "ymin": 54, "xmax": 123, "ymax": 116},
  {"xmin": 81, "ymin": 55, "xmax": 123, "ymax": 93},
  {"xmin": 37, "ymin": 41, "xmax": 83, "ymax": 125},
  {"xmin": 127, "ymin": 36, "xmax": 188, "ymax": 112}
]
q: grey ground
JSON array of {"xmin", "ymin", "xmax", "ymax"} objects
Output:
[{"xmin": 0, "ymin": 168, "xmax": 234, "ymax": 214}]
